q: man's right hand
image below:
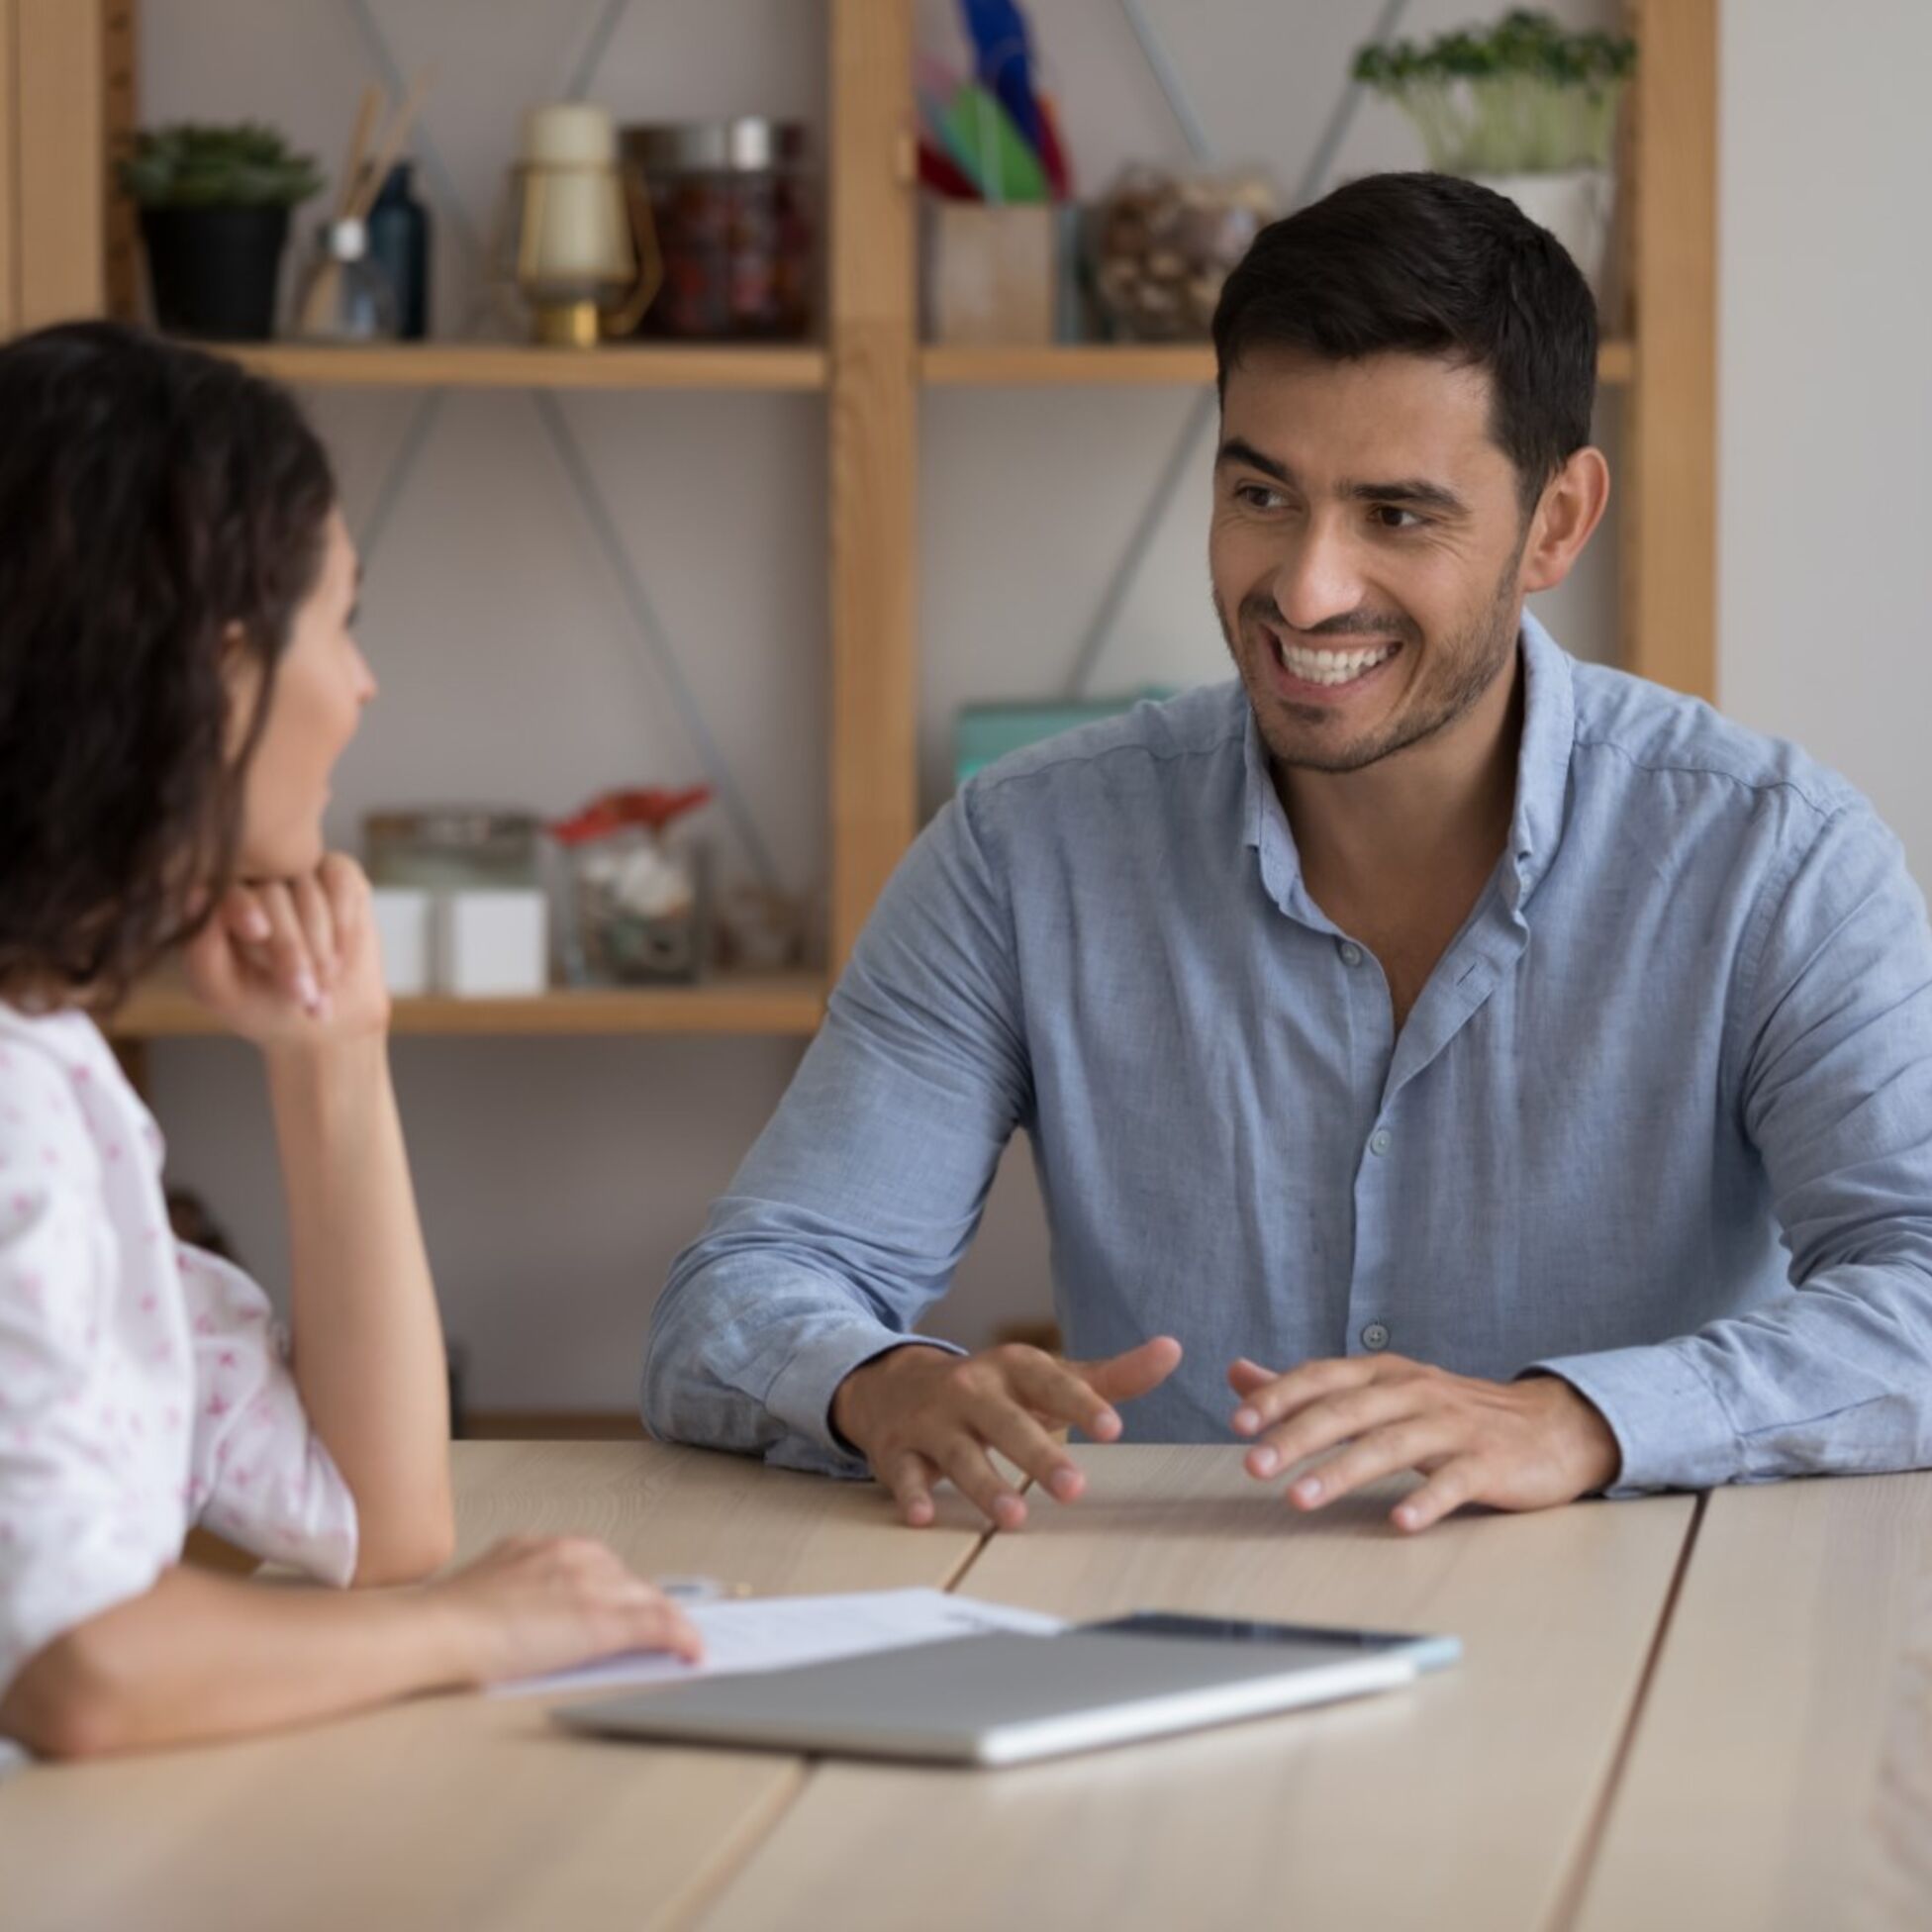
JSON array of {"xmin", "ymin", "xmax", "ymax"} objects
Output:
[{"xmin": 830, "ymin": 1336, "xmax": 1184, "ymax": 1529}]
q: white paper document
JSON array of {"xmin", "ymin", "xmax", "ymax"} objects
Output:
[{"xmin": 491, "ymin": 1587, "xmax": 1068, "ymax": 1701}]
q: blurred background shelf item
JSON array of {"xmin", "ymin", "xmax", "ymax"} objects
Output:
[{"xmin": 623, "ymin": 118, "xmax": 814, "ymax": 342}]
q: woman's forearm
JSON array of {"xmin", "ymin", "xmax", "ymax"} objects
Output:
[
  {"xmin": 266, "ymin": 1034, "xmax": 452, "ymax": 1582},
  {"xmin": 0, "ymin": 1565, "xmax": 478, "ymax": 1759}
]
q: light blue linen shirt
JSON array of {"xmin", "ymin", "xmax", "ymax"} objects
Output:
[{"xmin": 642, "ymin": 617, "xmax": 1932, "ymax": 1495}]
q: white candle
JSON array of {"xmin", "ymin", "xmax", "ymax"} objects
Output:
[{"xmin": 519, "ymin": 103, "xmax": 631, "ymax": 292}]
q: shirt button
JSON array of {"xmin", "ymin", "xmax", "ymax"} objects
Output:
[
  {"xmin": 1338, "ymin": 940, "xmax": 1364, "ymax": 967},
  {"xmin": 1361, "ymin": 1321, "xmax": 1391, "ymax": 1352},
  {"xmin": 1369, "ymin": 1128, "xmax": 1392, "ymax": 1157}
]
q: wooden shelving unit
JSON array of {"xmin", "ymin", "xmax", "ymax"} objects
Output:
[
  {"xmin": 110, "ymin": 973, "xmax": 827, "ymax": 1039},
  {"xmin": 193, "ymin": 338, "xmax": 1635, "ymax": 396},
  {"xmin": 223, "ymin": 340, "xmax": 829, "ymax": 392},
  {"xmin": 922, "ymin": 339, "xmax": 1637, "ymax": 388},
  {"xmin": 3, "ymin": 0, "xmax": 1714, "ymax": 1046}
]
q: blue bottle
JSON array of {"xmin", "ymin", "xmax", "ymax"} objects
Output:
[{"xmin": 367, "ymin": 160, "xmax": 430, "ymax": 339}]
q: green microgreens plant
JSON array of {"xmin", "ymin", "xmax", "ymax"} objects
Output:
[
  {"xmin": 119, "ymin": 123, "xmax": 326, "ymax": 209},
  {"xmin": 1352, "ymin": 9, "xmax": 1636, "ymax": 175}
]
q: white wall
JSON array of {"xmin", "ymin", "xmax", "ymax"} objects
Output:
[
  {"xmin": 144, "ymin": 0, "xmax": 1635, "ymax": 1410},
  {"xmin": 1716, "ymin": 0, "xmax": 1932, "ymax": 873}
]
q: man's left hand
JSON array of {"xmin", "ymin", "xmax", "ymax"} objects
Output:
[{"xmin": 1226, "ymin": 1354, "xmax": 1621, "ymax": 1533}]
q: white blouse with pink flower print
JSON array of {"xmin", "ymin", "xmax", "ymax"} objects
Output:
[{"xmin": 0, "ymin": 1003, "xmax": 357, "ymax": 1701}]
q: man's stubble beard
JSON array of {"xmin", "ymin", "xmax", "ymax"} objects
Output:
[{"xmin": 1217, "ymin": 538, "xmax": 1527, "ymax": 778}]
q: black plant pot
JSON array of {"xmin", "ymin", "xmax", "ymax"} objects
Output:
[{"xmin": 138, "ymin": 203, "xmax": 291, "ymax": 341}]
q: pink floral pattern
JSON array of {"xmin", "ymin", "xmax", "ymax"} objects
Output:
[{"xmin": 0, "ymin": 1006, "xmax": 358, "ymax": 1699}]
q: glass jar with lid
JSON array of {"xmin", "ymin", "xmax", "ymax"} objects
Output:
[{"xmin": 620, "ymin": 119, "xmax": 813, "ymax": 340}]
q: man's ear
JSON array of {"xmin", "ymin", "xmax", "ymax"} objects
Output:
[{"xmin": 1519, "ymin": 446, "xmax": 1610, "ymax": 595}]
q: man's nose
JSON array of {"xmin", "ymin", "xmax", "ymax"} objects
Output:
[{"xmin": 1268, "ymin": 519, "xmax": 1368, "ymax": 636}]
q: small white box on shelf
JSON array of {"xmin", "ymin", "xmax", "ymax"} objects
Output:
[
  {"xmin": 369, "ymin": 888, "xmax": 433, "ymax": 997},
  {"xmin": 436, "ymin": 889, "xmax": 549, "ymax": 998}
]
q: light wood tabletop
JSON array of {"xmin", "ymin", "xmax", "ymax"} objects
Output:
[
  {"xmin": 0, "ymin": 1441, "xmax": 987, "ymax": 1932},
  {"xmin": 1572, "ymin": 1474, "xmax": 1932, "ymax": 1932},
  {"xmin": 8, "ymin": 1443, "xmax": 1919, "ymax": 1932},
  {"xmin": 696, "ymin": 1442, "xmax": 1696, "ymax": 1932}
]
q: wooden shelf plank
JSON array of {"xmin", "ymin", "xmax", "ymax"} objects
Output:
[
  {"xmin": 1623, "ymin": 0, "xmax": 1717, "ymax": 700},
  {"xmin": 827, "ymin": 0, "xmax": 919, "ymax": 969},
  {"xmin": 921, "ymin": 339, "xmax": 1637, "ymax": 387},
  {"xmin": 922, "ymin": 343, "xmax": 1217, "ymax": 387},
  {"xmin": 209, "ymin": 341, "xmax": 829, "ymax": 392},
  {"xmin": 107, "ymin": 974, "xmax": 827, "ymax": 1039}
]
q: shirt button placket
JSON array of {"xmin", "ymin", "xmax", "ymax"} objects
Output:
[
  {"xmin": 1343, "ymin": 937, "xmax": 1396, "ymax": 1363},
  {"xmin": 1353, "ymin": 1123, "xmax": 1396, "ymax": 1354}
]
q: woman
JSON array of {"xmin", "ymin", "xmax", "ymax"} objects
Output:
[{"xmin": 0, "ymin": 322, "xmax": 697, "ymax": 1759}]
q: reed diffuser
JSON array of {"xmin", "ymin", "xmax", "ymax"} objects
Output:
[{"xmin": 293, "ymin": 75, "xmax": 432, "ymax": 340}]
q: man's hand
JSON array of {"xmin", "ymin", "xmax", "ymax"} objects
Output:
[
  {"xmin": 1226, "ymin": 1354, "xmax": 1621, "ymax": 1533},
  {"xmin": 832, "ymin": 1336, "xmax": 1184, "ymax": 1529}
]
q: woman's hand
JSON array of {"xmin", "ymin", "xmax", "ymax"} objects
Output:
[
  {"xmin": 429, "ymin": 1535, "xmax": 705, "ymax": 1685},
  {"xmin": 183, "ymin": 853, "xmax": 391, "ymax": 1046}
]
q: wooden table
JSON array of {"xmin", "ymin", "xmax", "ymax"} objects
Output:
[
  {"xmin": 2, "ymin": 1445, "xmax": 1924, "ymax": 1931},
  {"xmin": 0, "ymin": 1442, "xmax": 989, "ymax": 1932},
  {"xmin": 1571, "ymin": 1476, "xmax": 1932, "ymax": 1931}
]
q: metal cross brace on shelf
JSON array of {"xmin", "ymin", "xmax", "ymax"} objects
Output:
[
  {"xmin": 332, "ymin": 0, "xmax": 784, "ymax": 894},
  {"xmin": 1062, "ymin": 0, "xmax": 1409, "ymax": 699}
]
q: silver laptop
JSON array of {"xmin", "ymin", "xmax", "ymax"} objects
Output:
[{"xmin": 555, "ymin": 1612, "xmax": 1460, "ymax": 1768}]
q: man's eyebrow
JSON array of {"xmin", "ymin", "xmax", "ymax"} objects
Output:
[
  {"xmin": 1215, "ymin": 437, "xmax": 1294, "ymax": 484},
  {"xmin": 1344, "ymin": 476, "xmax": 1469, "ymax": 516},
  {"xmin": 1215, "ymin": 443, "xmax": 1469, "ymax": 518}
]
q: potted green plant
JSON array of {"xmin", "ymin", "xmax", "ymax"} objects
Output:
[
  {"xmin": 1352, "ymin": 10, "xmax": 1635, "ymax": 298},
  {"xmin": 120, "ymin": 123, "xmax": 326, "ymax": 340}
]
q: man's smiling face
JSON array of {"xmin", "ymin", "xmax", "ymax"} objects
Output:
[{"xmin": 1209, "ymin": 344, "xmax": 1536, "ymax": 775}]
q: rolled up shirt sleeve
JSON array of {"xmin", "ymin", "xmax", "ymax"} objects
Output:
[
  {"xmin": 642, "ymin": 784, "xmax": 1029, "ymax": 1472},
  {"xmin": 1536, "ymin": 802, "xmax": 1932, "ymax": 1494},
  {"xmin": 180, "ymin": 1246, "xmax": 358, "ymax": 1587}
]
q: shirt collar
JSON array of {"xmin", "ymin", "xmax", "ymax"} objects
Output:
[
  {"xmin": 1240, "ymin": 613, "xmax": 1578, "ymax": 920},
  {"xmin": 1506, "ymin": 612, "xmax": 1577, "ymax": 911}
]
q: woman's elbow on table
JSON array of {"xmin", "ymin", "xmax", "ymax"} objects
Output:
[
  {"xmin": 0, "ymin": 1626, "xmax": 143, "ymax": 1761},
  {"xmin": 349, "ymin": 1503, "xmax": 457, "ymax": 1588}
]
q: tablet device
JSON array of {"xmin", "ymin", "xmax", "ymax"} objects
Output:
[{"xmin": 554, "ymin": 1610, "xmax": 1459, "ymax": 1768}]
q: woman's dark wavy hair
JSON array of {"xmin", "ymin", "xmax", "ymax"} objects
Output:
[
  {"xmin": 0, "ymin": 321, "xmax": 335, "ymax": 1008},
  {"xmin": 1212, "ymin": 171, "xmax": 1598, "ymax": 512}
]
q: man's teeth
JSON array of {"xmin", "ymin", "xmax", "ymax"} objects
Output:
[{"xmin": 1274, "ymin": 636, "xmax": 1397, "ymax": 686}]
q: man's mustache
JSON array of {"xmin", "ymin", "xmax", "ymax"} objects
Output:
[{"xmin": 1241, "ymin": 599, "xmax": 1415, "ymax": 643}]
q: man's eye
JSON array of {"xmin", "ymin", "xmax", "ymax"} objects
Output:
[
  {"xmin": 1236, "ymin": 483, "xmax": 1285, "ymax": 510},
  {"xmin": 1371, "ymin": 505, "xmax": 1424, "ymax": 531}
]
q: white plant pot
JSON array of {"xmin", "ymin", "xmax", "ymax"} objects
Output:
[{"xmin": 1471, "ymin": 167, "xmax": 1615, "ymax": 303}]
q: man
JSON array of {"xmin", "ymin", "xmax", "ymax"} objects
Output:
[{"xmin": 643, "ymin": 171, "xmax": 1932, "ymax": 1534}]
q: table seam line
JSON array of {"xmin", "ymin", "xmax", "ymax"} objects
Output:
[
  {"xmin": 939, "ymin": 1475, "xmax": 1030, "ymax": 1594},
  {"xmin": 1543, "ymin": 1489, "xmax": 1712, "ymax": 1932},
  {"xmin": 659, "ymin": 1477, "xmax": 1026, "ymax": 1927},
  {"xmin": 656, "ymin": 1759, "xmax": 812, "ymax": 1932}
]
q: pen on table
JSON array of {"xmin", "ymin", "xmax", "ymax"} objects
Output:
[{"xmin": 653, "ymin": 1575, "xmax": 754, "ymax": 1603}]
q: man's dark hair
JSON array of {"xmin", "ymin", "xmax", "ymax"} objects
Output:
[
  {"xmin": 0, "ymin": 322, "xmax": 336, "ymax": 1007},
  {"xmin": 1212, "ymin": 171, "xmax": 1598, "ymax": 509}
]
